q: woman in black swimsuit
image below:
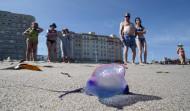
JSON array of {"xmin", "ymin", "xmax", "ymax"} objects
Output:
[{"xmin": 46, "ymin": 23, "xmax": 57, "ymax": 62}]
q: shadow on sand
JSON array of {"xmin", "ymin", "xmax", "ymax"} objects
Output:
[
  {"xmin": 0, "ymin": 83, "xmax": 162, "ymax": 109},
  {"xmin": 98, "ymin": 92, "xmax": 162, "ymax": 109}
]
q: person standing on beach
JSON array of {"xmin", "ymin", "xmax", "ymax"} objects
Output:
[
  {"xmin": 135, "ymin": 17, "xmax": 147, "ymax": 65},
  {"xmin": 24, "ymin": 22, "xmax": 43, "ymax": 61},
  {"xmin": 61, "ymin": 28, "xmax": 72, "ymax": 63},
  {"xmin": 177, "ymin": 44, "xmax": 186, "ymax": 65},
  {"xmin": 119, "ymin": 13, "xmax": 137, "ymax": 65},
  {"xmin": 46, "ymin": 23, "xmax": 58, "ymax": 62}
]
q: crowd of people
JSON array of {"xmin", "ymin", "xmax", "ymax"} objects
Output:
[
  {"xmin": 23, "ymin": 12, "xmax": 185, "ymax": 65},
  {"xmin": 24, "ymin": 23, "xmax": 72, "ymax": 63}
]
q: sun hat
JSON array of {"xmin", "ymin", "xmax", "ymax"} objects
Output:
[
  {"xmin": 178, "ymin": 43, "xmax": 183, "ymax": 47},
  {"xmin": 50, "ymin": 23, "xmax": 57, "ymax": 28}
]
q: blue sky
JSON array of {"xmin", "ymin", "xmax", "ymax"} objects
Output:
[{"xmin": 1, "ymin": 0, "xmax": 190, "ymax": 62}]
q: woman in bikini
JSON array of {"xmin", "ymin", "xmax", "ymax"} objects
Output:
[
  {"xmin": 61, "ymin": 28, "xmax": 72, "ymax": 63},
  {"xmin": 24, "ymin": 22, "xmax": 43, "ymax": 61},
  {"xmin": 46, "ymin": 23, "xmax": 57, "ymax": 62},
  {"xmin": 135, "ymin": 17, "xmax": 147, "ymax": 65},
  {"xmin": 177, "ymin": 44, "xmax": 186, "ymax": 65}
]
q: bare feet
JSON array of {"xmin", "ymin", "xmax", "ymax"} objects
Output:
[{"xmin": 132, "ymin": 62, "xmax": 136, "ymax": 65}]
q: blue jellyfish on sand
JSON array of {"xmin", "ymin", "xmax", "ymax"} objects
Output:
[{"xmin": 84, "ymin": 63, "xmax": 129, "ymax": 98}]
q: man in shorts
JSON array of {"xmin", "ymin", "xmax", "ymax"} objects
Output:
[{"xmin": 119, "ymin": 13, "xmax": 137, "ymax": 65}]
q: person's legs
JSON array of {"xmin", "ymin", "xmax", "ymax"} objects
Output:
[
  {"xmin": 67, "ymin": 56, "xmax": 70, "ymax": 63},
  {"xmin": 182, "ymin": 55, "xmax": 185, "ymax": 65},
  {"xmin": 136, "ymin": 39, "xmax": 142, "ymax": 64},
  {"xmin": 26, "ymin": 40, "xmax": 32, "ymax": 61},
  {"xmin": 179, "ymin": 55, "xmax": 183, "ymax": 65},
  {"xmin": 32, "ymin": 41, "xmax": 38, "ymax": 61},
  {"xmin": 52, "ymin": 42, "xmax": 57, "ymax": 61},
  {"xmin": 124, "ymin": 46, "xmax": 129, "ymax": 64},
  {"xmin": 131, "ymin": 46, "xmax": 136, "ymax": 64},
  {"xmin": 143, "ymin": 40, "xmax": 147, "ymax": 63},
  {"xmin": 46, "ymin": 41, "xmax": 52, "ymax": 61}
]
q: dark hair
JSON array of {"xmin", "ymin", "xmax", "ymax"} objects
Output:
[
  {"xmin": 65, "ymin": 28, "xmax": 69, "ymax": 33},
  {"xmin": 135, "ymin": 17, "xmax": 144, "ymax": 29}
]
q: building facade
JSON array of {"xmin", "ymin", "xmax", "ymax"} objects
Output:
[
  {"xmin": 69, "ymin": 32, "xmax": 123, "ymax": 63},
  {"xmin": 0, "ymin": 11, "xmax": 35, "ymax": 60}
]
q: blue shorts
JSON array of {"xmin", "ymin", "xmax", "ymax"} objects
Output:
[{"xmin": 123, "ymin": 34, "xmax": 137, "ymax": 48}]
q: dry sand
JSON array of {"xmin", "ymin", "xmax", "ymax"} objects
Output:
[{"xmin": 0, "ymin": 61, "xmax": 190, "ymax": 111}]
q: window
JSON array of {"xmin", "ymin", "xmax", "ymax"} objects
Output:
[
  {"xmin": 7, "ymin": 27, "xmax": 11, "ymax": 30},
  {"xmin": 0, "ymin": 31, "xmax": 5, "ymax": 34},
  {"xmin": 11, "ymin": 32, "xmax": 15, "ymax": 35},
  {"xmin": 16, "ymin": 32, "xmax": 20, "ymax": 35},
  {"xmin": 10, "ymin": 40, "xmax": 14, "ymax": 43},
  {"xmin": 1, "ymin": 26, "xmax": 5, "ymax": 29}
]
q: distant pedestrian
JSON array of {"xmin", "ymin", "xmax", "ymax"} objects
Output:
[
  {"xmin": 46, "ymin": 23, "xmax": 57, "ymax": 62},
  {"xmin": 135, "ymin": 17, "xmax": 147, "ymax": 65},
  {"xmin": 177, "ymin": 44, "xmax": 186, "ymax": 65},
  {"xmin": 61, "ymin": 28, "xmax": 72, "ymax": 63},
  {"xmin": 119, "ymin": 13, "xmax": 137, "ymax": 65},
  {"xmin": 24, "ymin": 22, "xmax": 43, "ymax": 61}
]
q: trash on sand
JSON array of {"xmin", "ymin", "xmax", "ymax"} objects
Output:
[
  {"xmin": 43, "ymin": 65, "xmax": 53, "ymax": 68},
  {"xmin": 61, "ymin": 72, "xmax": 71, "ymax": 77},
  {"xmin": 83, "ymin": 63, "xmax": 128, "ymax": 98},
  {"xmin": 156, "ymin": 71, "xmax": 169, "ymax": 73},
  {"xmin": 7, "ymin": 57, "xmax": 10, "ymax": 61},
  {"xmin": 1, "ymin": 63, "xmax": 42, "ymax": 71}
]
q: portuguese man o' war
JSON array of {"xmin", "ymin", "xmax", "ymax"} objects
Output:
[{"xmin": 83, "ymin": 63, "xmax": 129, "ymax": 98}]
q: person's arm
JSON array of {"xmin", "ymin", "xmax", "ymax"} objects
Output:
[
  {"xmin": 55, "ymin": 30, "xmax": 58, "ymax": 37},
  {"xmin": 137, "ymin": 27, "xmax": 146, "ymax": 34},
  {"xmin": 24, "ymin": 28, "xmax": 32, "ymax": 36},
  {"xmin": 119, "ymin": 22, "xmax": 124, "ymax": 43},
  {"xmin": 177, "ymin": 48, "xmax": 179, "ymax": 54},
  {"xmin": 135, "ymin": 28, "xmax": 137, "ymax": 37},
  {"xmin": 38, "ymin": 27, "xmax": 43, "ymax": 33},
  {"xmin": 47, "ymin": 29, "xmax": 53, "ymax": 37}
]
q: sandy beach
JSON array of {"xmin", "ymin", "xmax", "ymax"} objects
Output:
[{"xmin": 0, "ymin": 61, "xmax": 190, "ymax": 111}]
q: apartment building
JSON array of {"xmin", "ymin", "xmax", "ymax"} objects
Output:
[
  {"xmin": 70, "ymin": 32, "xmax": 123, "ymax": 63},
  {"xmin": 0, "ymin": 11, "xmax": 35, "ymax": 60}
]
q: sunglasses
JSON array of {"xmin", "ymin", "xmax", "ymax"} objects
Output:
[{"xmin": 125, "ymin": 16, "xmax": 130, "ymax": 18}]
